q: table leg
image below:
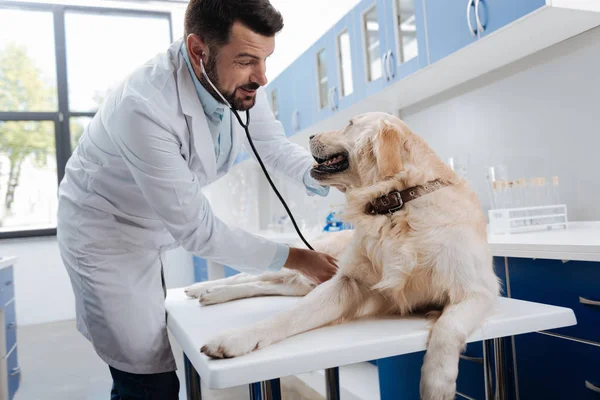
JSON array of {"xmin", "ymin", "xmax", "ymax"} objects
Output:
[
  {"xmin": 184, "ymin": 353, "xmax": 202, "ymax": 400},
  {"xmin": 483, "ymin": 338, "xmax": 507, "ymax": 400},
  {"xmin": 249, "ymin": 380, "xmax": 282, "ymax": 400},
  {"xmin": 325, "ymin": 367, "xmax": 340, "ymax": 400}
]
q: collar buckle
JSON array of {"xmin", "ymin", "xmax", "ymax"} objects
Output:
[{"xmin": 388, "ymin": 192, "xmax": 404, "ymax": 214}]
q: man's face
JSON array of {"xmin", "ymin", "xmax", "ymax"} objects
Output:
[{"xmin": 188, "ymin": 22, "xmax": 275, "ymax": 111}]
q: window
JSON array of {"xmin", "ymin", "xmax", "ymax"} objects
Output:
[
  {"xmin": 396, "ymin": 0, "xmax": 418, "ymax": 64},
  {"xmin": 0, "ymin": 3, "xmax": 172, "ymax": 238},
  {"xmin": 317, "ymin": 49, "xmax": 329, "ymax": 110},
  {"xmin": 270, "ymin": 89, "xmax": 278, "ymax": 119},
  {"xmin": 0, "ymin": 121, "xmax": 57, "ymax": 233},
  {"xmin": 0, "ymin": 9, "xmax": 57, "ymax": 112},
  {"xmin": 363, "ymin": 6, "xmax": 382, "ymax": 82},
  {"xmin": 337, "ymin": 30, "xmax": 354, "ymax": 97},
  {"xmin": 65, "ymin": 11, "xmax": 171, "ymax": 113}
]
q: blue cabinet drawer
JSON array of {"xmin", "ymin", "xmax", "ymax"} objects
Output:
[
  {"xmin": 515, "ymin": 332, "xmax": 600, "ymax": 400},
  {"xmin": 4, "ymin": 300, "xmax": 16, "ymax": 355},
  {"xmin": 508, "ymin": 257, "xmax": 600, "ymax": 343},
  {"xmin": 1, "ymin": 266, "xmax": 14, "ymax": 305},
  {"xmin": 7, "ymin": 346, "xmax": 20, "ymax": 400}
]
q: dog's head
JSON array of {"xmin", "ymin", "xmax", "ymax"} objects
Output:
[{"xmin": 309, "ymin": 112, "xmax": 421, "ymax": 192}]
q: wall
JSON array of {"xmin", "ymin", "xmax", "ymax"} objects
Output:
[
  {"xmin": 0, "ymin": 237, "xmax": 194, "ymax": 326},
  {"xmin": 399, "ymin": 25, "xmax": 600, "ymax": 221},
  {"xmin": 236, "ymin": 25, "xmax": 600, "ymax": 224}
]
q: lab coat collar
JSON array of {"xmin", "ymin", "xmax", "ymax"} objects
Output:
[{"xmin": 175, "ymin": 45, "xmax": 218, "ymax": 180}]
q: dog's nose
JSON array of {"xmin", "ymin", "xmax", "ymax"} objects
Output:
[{"xmin": 309, "ymin": 134, "xmax": 316, "ymax": 140}]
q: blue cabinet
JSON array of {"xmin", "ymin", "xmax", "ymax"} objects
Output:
[
  {"xmin": 352, "ymin": 0, "xmax": 391, "ymax": 98},
  {"xmin": 0, "ymin": 263, "xmax": 19, "ymax": 400},
  {"xmin": 330, "ymin": 12, "xmax": 362, "ymax": 112},
  {"xmin": 312, "ymin": 30, "xmax": 339, "ymax": 123},
  {"xmin": 515, "ymin": 332, "xmax": 600, "ymax": 400},
  {"xmin": 291, "ymin": 52, "xmax": 318, "ymax": 133},
  {"xmin": 508, "ymin": 257, "xmax": 600, "ymax": 343},
  {"xmin": 382, "ymin": 0, "xmax": 429, "ymax": 82},
  {"xmin": 424, "ymin": 0, "xmax": 479, "ymax": 64},
  {"xmin": 477, "ymin": 0, "xmax": 546, "ymax": 37}
]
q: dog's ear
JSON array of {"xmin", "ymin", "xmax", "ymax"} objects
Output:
[{"xmin": 374, "ymin": 120, "xmax": 404, "ymax": 178}]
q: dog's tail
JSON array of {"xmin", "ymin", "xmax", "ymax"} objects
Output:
[{"xmin": 420, "ymin": 293, "xmax": 495, "ymax": 400}]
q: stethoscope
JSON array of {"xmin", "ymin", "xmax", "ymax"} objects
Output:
[{"xmin": 199, "ymin": 56, "xmax": 314, "ymax": 250}]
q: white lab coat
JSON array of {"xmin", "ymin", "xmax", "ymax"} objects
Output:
[{"xmin": 56, "ymin": 38, "xmax": 315, "ymax": 374}]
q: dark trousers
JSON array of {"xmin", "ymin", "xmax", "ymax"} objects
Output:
[{"xmin": 109, "ymin": 366, "xmax": 180, "ymax": 400}]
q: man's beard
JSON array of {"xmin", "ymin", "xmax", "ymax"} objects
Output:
[{"xmin": 201, "ymin": 54, "xmax": 259, "ymax": 111}]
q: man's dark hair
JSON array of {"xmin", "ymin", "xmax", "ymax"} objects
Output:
[{"xmin": 184, "ymin": 0, "xmax": 284, "ymax": 46}]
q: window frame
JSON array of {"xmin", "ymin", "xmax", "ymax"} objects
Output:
[{"xmin": 0, "ymin": 1, "xmax": 173, "ymax": 239}]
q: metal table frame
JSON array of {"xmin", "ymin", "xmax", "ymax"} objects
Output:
[{"xmin": 183, "ymin": 337, "xmax": 508, "ymax": 400}]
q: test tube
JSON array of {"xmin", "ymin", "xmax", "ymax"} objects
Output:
[{"xmin": 552, "ymin": 176, "xmax": 560, "ymax": 205}]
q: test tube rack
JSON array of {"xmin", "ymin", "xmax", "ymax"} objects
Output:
[{"xmin": 488, "ymin": 204, "xmax": 568, "ymax": 235}]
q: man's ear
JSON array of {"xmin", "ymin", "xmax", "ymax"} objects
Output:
[
  {"xmin": 373, "ymin": 120, "xmax": 404, "ymax": 178},
  {"xmin": 186, "ymin": 34, "xmax": 207, "ymax": 66}
]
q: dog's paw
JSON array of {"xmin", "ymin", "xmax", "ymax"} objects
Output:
[
  {"xmin": 420, "ymin": 360, "xmax": 458, "ymax": 400},
  {"xmin": 184, "ymin": 283, "xmax": 210, "ymax": 298},
  {"xmin": 198, "ymin": 286, "xmax": 231, "ymax": 306},
  {"xmin": 201, "ymin": 328, "xmax": 272, "ymax": 359}
]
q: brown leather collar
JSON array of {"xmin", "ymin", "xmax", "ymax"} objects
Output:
[{"xmin": 365, "ymin": 179, "xmax": 448, "ymax": 215}]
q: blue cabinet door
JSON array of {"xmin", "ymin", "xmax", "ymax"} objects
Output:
[
  {"xmin": 424, "ymin": 0, "xmax": 479, "ymax": 64},
  {"xmin": 382, "ymin": 0, "xmax": 429, "ymax": 83},
  {"xmin": 276, "ymin": 68, "xmax": 296, "ymax": 137},
  {"xmin": 330, "ymin": 12, "xmax": 362, "ymax": 112},
  {"xmin": 508, "ymin": 257, "xmax": 600, "ymax": 344},
  {"xmin": 477, "ymin": 0, "xmax": 546, "ymax": 37},
  {"xmin": 313, "ymin": 30, "xmax": 339, "ymax": 123},
  {"xmin": 514, "ymin": 332, "xmax": 600, "ymax": 400},
  {"xmin": 352, "ymin": 0, "xmax": 390, "ymax": 98},
  {"xmin": 292, "ymin": 52, "xmax": 318, "ymax": 134}
]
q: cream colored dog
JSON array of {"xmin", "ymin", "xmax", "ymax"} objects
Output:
[{"xmin": 185, "ymin": 112, "xmax": 499, "ymax": 400}]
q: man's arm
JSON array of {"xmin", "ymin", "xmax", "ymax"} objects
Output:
[{"xmin": 104, "ymin": 95, "xmax": 294, "ymax": 274}]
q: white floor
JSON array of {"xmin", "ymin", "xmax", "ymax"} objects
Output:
[{"xmin": 13, "ymin": 319, "xmax": 327, "ymax": 400}]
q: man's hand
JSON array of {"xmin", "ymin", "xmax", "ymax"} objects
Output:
[{"xmin": 284, "ymin": 247, "xmax": 338, "ymax": 284}]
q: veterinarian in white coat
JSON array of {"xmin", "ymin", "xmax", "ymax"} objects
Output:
[{"xmin": 56, "ymin": 0, "xmax": 337, "ymax": 397}]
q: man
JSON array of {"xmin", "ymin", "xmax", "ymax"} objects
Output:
[{"xmin": 56, "ymin": 0, "xmax": 338, "ymax": 398}]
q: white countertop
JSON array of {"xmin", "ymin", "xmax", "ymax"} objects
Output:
[
  {"xmin": 0, "ymin": 256, "xmax": 17, "ymax": 270},
  {"xmin": 165, "ymin": 288, "xmax": 575, "ymax": 389},
  {"xmin": 488, "ymin": 221, "xmax": 600, "ymax": 262},
  {"xmin": 255, "ymin": 221, "xmax": 600, "ymax": 262}
]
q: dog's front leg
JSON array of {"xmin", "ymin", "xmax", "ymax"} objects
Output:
[{"xmin": 201, "ymin": 273, "xmax": 370, "ymax": 359}]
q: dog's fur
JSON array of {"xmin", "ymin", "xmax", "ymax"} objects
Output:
[{"xmin": 185, "ymin": 112, "xmax": 500, "ymax": 400}]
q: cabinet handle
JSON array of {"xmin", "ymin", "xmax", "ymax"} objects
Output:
[
  {"xmin": 331, "ymin": 87, "xmax": 339, "ymax": 110},
  {"xmin": 382, "ymin": 51, "xmax": 389, "ymax": 80},
  {"xmin": 586, "ymin": 381, "xmax": 600, "ymax": 394},
  {"xmin": 580, "ymin": 296, "xmax": 600, "ymax": 307},
  {"xmin": 10, "ymin": 367, "xmax": 20, "ymax": 377},
  {"xmin": 475, "ymin": 0, "xmax": 486, "ymax": 34},
  {"xmin": 7, "ymin": 322, "xmax": 15, "ymax": 330},
  {"xmin": 466, "ymin": 0, "xmax": 477, "ymax": 36},
  {"xmin": 383, "ymin": 50, "xmax": 391, "ymax": 81},
  {"xmin": 387, "ymin": 51, "xmax": 396, "ymax": 81},
  {"xmin": 5, "ymin": 280, "xmax": 12, "ymax": 286},
  {"xmin": 328, "ymin": 88, "xmax": 334, "ymax": 111},
  {"xmin": 460, "ymin": 355, "xmax": 484, "ymax": 364},
  {"xmin": 291, "ymin": 110, "xmax": 300, "ymax": 132}
]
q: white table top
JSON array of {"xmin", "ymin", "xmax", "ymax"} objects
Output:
[
  {"xmin": 165, "ymin": 288, "xmax": 576, "ymax": 389},
  {"xmin": 0, "ymin": 256, "xmax": 17, "ymax": 270},
  {"xmin": 255, "ymin": 221, "xmax": 600, "ymax": 262},
  {"xmin": 488, "ymin": 221, "xmax": 600, "ymax": 262}
]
